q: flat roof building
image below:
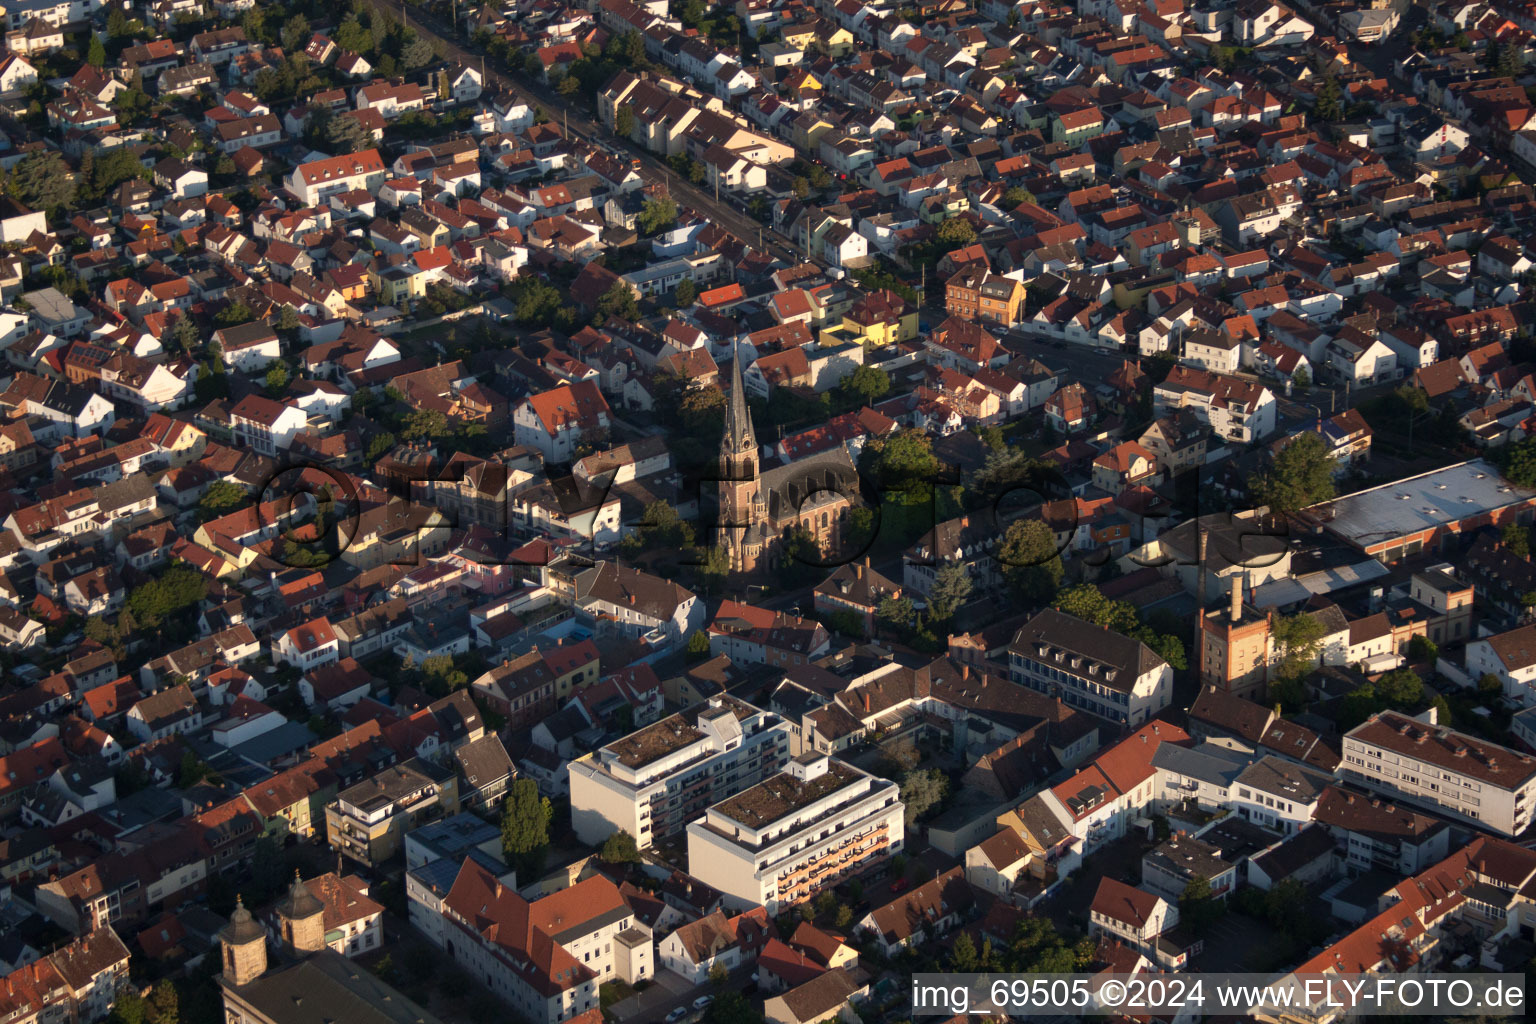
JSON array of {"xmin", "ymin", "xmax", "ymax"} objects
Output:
[
  {"xmin": 1302, "ymin": 459, "xmax": 1536, "ymax": 563},
  {"xmin": 570, "ymin": 695, "xmax": 791, "ymax": 849},
  {"xmin": 687, "ymin": 754, "xmax": 903, "ymax": 912}
]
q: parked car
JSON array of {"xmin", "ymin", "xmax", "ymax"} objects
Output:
[
  {"xmin": 665, "ymin": 1008, "xmax": 688, "ymax": 1023},
  {"xmin": 692, "ymin": 995, "xmax": 715, "ymax": 1011}
]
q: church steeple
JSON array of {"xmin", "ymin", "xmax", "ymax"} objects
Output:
[
  {"xmin": 716, "ymin": 343, "xmax": 763, "ymax": 573},
  {"xmin": 721, "ymin": 343, "xmax": 756, "ymax": 456}
]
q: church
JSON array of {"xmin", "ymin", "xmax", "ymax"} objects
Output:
[
  {"xmin": 715, "ymin": 348, "xmax": 861, "ymax": 573},
  {"xmin": 216, "ymin": 880, "xmax": 450, "ymax": 1024}
]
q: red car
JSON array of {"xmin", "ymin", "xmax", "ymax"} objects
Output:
[{"xmin": 889, "ymin": 877, "xmax": 909, "ymax": 893}]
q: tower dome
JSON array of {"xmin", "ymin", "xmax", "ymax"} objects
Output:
[
  {"xmin": 277, "ymin": 872, "xmax": 326, "ymax": 954},
  {"xmin": 219, "ymin": 896, "xmax": 267, "ymax": 985}
]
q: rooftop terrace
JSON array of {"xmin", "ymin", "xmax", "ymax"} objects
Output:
[{"xmin": 713, "ymin": 761, "xmax": 861, "ymax": 829}]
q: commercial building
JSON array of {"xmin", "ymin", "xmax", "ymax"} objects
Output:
[
  {"xmin": 1341, "ymin": 711, "xmax": 1536, "ymax": 837},
  {"xmin": 1301, "ymin": 459, "xmax": 1536, "ymax": 563},
  {"xmin": 686, "ymin": 754, "xmax": 903, "ymax": 912},
  {"xmin": 570, "ymin": 695, "xmax": 791, "ymax": 849}
]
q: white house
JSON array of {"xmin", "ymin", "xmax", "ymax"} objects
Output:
[
  {"xmin": 275, "ymin": 618, "xmax": 341, "ymax": 671},
  {"xmin": 1466, "ymin": 622, "xmax": 1536, "ymax": 706},
  {"xmin": 1089, "ymin": 878, "xmax": 1176, "ymax": 955},
  {"xmin": 513, "ymin": 380, "xmax": 611, "ymax": 463}
]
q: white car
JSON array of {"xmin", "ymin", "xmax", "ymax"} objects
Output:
[
  {"xmin": 693, "ymin": 994, "xmax": 715, "ymax": 1011},
  {"xmin": 665, "ymin": 1008, "xmax": 688, "ymax": 1023}
]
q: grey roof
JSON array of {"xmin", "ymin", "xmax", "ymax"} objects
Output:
[
  {"xmin": 1250, "ymin": 825, "xmax": 1337, "ymax": 881},
  {"xmin": 22, "ymin": 287, "xmax": 83, "ymax": 324},
  {"xmin": 1009, "ymin": 608, "xmax": 1167, "ymax": 690},
  {"xmin": 1307, "ymin": 459, "xmax": 1536, "ymax": 550},
  {"xmin": 723, "ymin": 342, "xmax": 756, "ymax": 456},
  {"xmin": 222, "ymin": 949, "xmax": 446, "ymax": 1024},
  {"xmin": 1151, "ymin": 742, "xmax": 1249, "ymax": 787},
  {"xmin": 1143, "ymin": 834, "xmax": 1230, "ymax": 880},
  {"xmin": 1235, "ymin": 755, "xmax": 1332, "ymax": 803}
]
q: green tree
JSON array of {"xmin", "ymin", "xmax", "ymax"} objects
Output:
[
  {"xmin": 128, "ymin": 563, "xmax": 208, "ymax": 628},
  {"xmin": 167, "ymin": 312, "xmax": 200, "ymax": 354},
  {"xmin": 686, "ymin": 631, "xmax": 711, "ymax": 660},
  {"xmin": 601, "ymin": 830, "xmax": 639, "ymax": 863},
  {"xmin": 109, "ymin": 991, "xmax": 146, "ymax": 1024},
  {"xmin": 928, "ymin": 563, "xmax": 973, "ymax": 621},
  {"xmin": 280, "ymin": 14, "xmax": 311, "ymax": 53},
  {"xmin": 632, "ymin": 500, "xmax": 694, "ymax": 549},
  {"xmin": 401, "ymin": 33, "xmax": 434, "ymax": 70},
  {"xmin": 365, "ymin": 431, "xmax": 397, "ymax": 464},
  {"xmin": 1293, "ymin": 365, "xmax": 1311, "ymax": 388},
  {"xmin": 899, "ymin": 768, "xmax": 948, "ymax": 825},
  {"xmin": 674, "ymin": 278, "xmax": 697, "ymax": 306},
  {"xmin": 998, "ymin": 519, "xmax": 1063, "ymax": 604},
  {"xmin": 197, "ymin": 481, "xmax": 248, "ymax": 523},
  {"xmin": 1503, "ymin": 521, "xmax": 1532, "ymax": 558},
  {"xmin": 6, "ymin": 151, "xmax": 76, "ymax": 212},
  {"xmin": 146, "ymin": 981, "xmax": 179, "ymax": 1024},
  {"xmin": 1376, "ymin": 668, "xmax": 1424, "ymax": 709},
  {"xmin": 936, "ymin": 216, "xmax": 977, "ymax": 248},
  {"xmin": 402, "ymin": 408, "xmax": 450, "ymax": 440},
  {"xmin": 878, "ymin": 595, "xmax": 915, "ymax": 632},
  {"xmin": 1180, "ymin": 875, "xmax": 1221, "ymax": 934},
  {"xmin": 1053, "ymin": 583, "xmax": 1138, "ymax": 632},
  {"xmin": 1479, "ymin": 673, "xmax": 1503, "ymax": 698},
  {"xmin": 595, "ymin": 282, "xmax": 641, "ymax": 322},
  {"xmin": 265, "ymin": 363, "xmax": 289, "ymax": 397},
  {"xmin": 1409, "ymin": 635, "xmax": 1439, "ymax": 663},
  {"xmin": 1248, "ymin": 432, "xmax": 1336, "ymax": 516},
  {"xmin": 500, "ymin": 778, "xmax": 553, "ymax": 880},
  {"xmin": 839, "ymin": 364, "xmax": 890, "ymax": 405},
  {"xmin": 1273, "ymin": 611, "xmax": 1327, "ymax": 682},
  {"xmin": 1003, "ymin": 186, "xmax": 1035, "ymax": 206},
  {"xmin": 694, "ymin": 543, "xmax": 730, "ymax": 595},
  {"xmin": 326, "ymin": 113, "xmax": 372, "ymax": 155},
  {"xmin": 1314, "ymin": 71, "xmax": 1343, "ymax": 123},
  {"xmin": 614, "ymin": 105, "xmax": 636, "ymax": 139},
  {"xmin": 87, "ymin": 35, "xmax": 107, "ymax": 67},
  {"xmin": 950, "ymin": 931, "xmax": 979, "ymax": 972},
  {"xmin": 215, "ymin": 301, "xmax": 254, "ymax": 327}
]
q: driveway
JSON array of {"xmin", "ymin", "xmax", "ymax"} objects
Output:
[{"xmin": 608, "ymin": 965, "xmax": 753, "ymax": 1024}]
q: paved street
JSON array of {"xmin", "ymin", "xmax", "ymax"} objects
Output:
[{"xmin": 608, "ymin": 965, "xmax": 751, "ymax": 1024}]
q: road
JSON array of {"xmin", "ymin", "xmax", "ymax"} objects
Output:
[
  {"xmin": 1004, "ymin": 328, "xmax": 1131, "ymax": 383},
  {"xmin": 362, "ymin": 0, "xmax": 807, "ymax": 266},
  {"xmin": 607, "ymin": 965, "xmax": 753, "ymax": 1024}
]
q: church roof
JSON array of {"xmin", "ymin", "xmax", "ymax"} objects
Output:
[{"xmin": 722, "ymin": 343, "xmax": 756, "ymax": 456}]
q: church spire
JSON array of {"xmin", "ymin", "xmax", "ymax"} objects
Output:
[{"xmin": 722, "ymin": 343, "xmax": 756, "ymax": 456}]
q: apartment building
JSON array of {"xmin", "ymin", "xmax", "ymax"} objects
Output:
[
  {"xmin": 944, "ymin": 267, "xmax": 1027, "ymax": 326},
  {"xmin": 325, "ymin": 759, "xmax": 461, "ymax": 867},
  {"xmin": 1341, "ymin": 711, "xmax": 1536, "ymax": 837},
  {"xmin": 686, "ymin": 754, "xmax": 903, "ymax": 912},
  {"xmin": 1007, "ymin": 609, "xmax": 1173, "ymax": 726},
  {"xmin": 570, "ymin": 695, "xmax": 791, "ymax": 849},
  {"xmin": 1152, "ymin": 365, "xmax": 1276, "ymax": 443},
  {"xmin": 286, "ymin": 149, "xmax": 388, "ymax": 205}
]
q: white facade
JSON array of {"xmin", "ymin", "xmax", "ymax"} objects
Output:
[
  {"xmin": 686, "ymin": 755, "xmax": 904, "ymax": 912},
  {"xmin": 1341, "ymin": 711, "xmax": 1536, "ymax": 838},
  {"xmin": 571, "ymin": 696, "xmax": 792, "ymax": 849},
  {"xmin": 1465, "ymin": 624, "xmax": 1536, "ymax": 707}
]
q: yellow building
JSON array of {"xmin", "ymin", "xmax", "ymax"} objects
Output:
[{"xmin": 838, "ymin": 289, "xmax": 918, "ymax": 348}]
